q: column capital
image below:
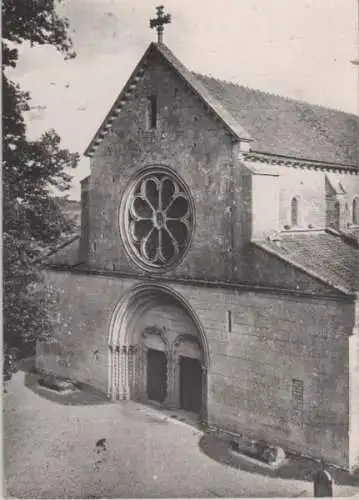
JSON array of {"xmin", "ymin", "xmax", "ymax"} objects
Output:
[
  {"xmin": 128, "ymin": 345, "xmax": 137, "ymax": 354},
  {"xmin": 200, "ymin": 362, "xmax": 208, "ymax": 374}
]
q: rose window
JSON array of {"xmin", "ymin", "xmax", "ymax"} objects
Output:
[{"xmin": 121, "ymin": 169, "xmax": 193, "ymax": 270}]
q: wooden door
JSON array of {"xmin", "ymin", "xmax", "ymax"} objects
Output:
[
  {"xmin": 179, "ymin": 356, "xmax": 202, "ymax": 414},
  {"xmin": 146, "ymin": 349, "xmax": 167, "ymax": 403}
]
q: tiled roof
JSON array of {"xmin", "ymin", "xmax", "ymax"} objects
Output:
[
  {"xmin": 43, "ymin": 236, "xmax": 81, "ymax": 267},
  {"xmin": 85, "ymin": 42, "xmax": 359, "ymax": 168},
  {"xmin": 345, "ymin": 227, "xmax": 359, "ymax": 245},
  {"xmin": 254, "ymin": 230, "xmax": 359, "ymax": 294},
  {"xmin": 194, "ymin": 74, "xmax": 359, "ymax": 167}
]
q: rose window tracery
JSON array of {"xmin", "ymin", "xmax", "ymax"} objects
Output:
[{"xmin": 121, "ymin": 169, "xmax": 193, "ymax": 270}]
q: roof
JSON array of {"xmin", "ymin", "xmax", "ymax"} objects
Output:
[
  {"xmin": 43, "ymin": 230, "xmax": 358, "ymax": 296},
  {"xmin": 43, "ymin": 235, "xmax": 81, "ymax": 267},
  {"xmin": 254, "ymin": 230, "xmax": 359, "ymax": 294},
  {"xmin": 85, "ymin": 42, "xmax": 359, "ymax": 168},
  {"xmin": 195, "ymin": 74, "xmax": 359, "ymax": 167}
]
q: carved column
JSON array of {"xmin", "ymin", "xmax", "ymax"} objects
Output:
[
  {"xmin": 108, "ymin": 344, "xmax": 138, "ymax": 401},
  {"xmin": 200, "ymin": 363, "xmax": 208, "ymax": 428},
  {"xmin": 115, "ymin": 345, "xmax": 121, "ymax": 400},
  {"xmin": 128, "ymin": 345, "xmax": 137, "ymax": 399},
  {"xmin": 138, "ymin": 345, "xmax": 147, "ymax": 401},
  {"xmin": 124, "ymin": 345, "xmax": 130, "ymax": 400},
  {"xmin": 164, "ymin": 351, "xmax": 180, "ymax": 409},
  {"xmin": 108, "ymin": 345, "xmax": 113, "ymax": 399}
]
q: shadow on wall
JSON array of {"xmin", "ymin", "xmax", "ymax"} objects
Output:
[{"xmin": 198, "ymin": 433, "xmax": 359, "ymax": 486}]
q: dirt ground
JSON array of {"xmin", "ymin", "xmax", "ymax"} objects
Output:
[{"xmin": 4, "ymin": 370, "xmax": 359, "ymax": 498}]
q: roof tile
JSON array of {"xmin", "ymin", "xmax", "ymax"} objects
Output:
[
  {"xmin": 255, "ymin": 230, "xmax": 359, "ymax": 293},
  {"xmin": 195, "ymin": 73, "xmax": 359, "ymax": 167}
]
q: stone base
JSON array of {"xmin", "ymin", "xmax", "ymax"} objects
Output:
[
  {"xmin": 229, "ymin": 440, "xmax": 287, "ymax": 470},
  {"xmin": 230, "ymin": 438, "xmax": 286, "ymax": 468},
  {"xmin": 38, "ymin": 374, "xmax": 77, "ymax": 393},
  {"xmin": 229, "ymin": 446, "xmax": 289, "ymax": 470}
]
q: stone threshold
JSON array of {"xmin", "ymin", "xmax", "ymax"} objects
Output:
[{"xmin": 136, "ymin": 400, "xmax": 203, "ymax": 431}]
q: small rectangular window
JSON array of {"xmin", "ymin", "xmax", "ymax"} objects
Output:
[
  {"xmin": 146, "ymin": 95, "xmax": 157, "ymax": 129},
  {"xmin": 291, "ymin": 378, "xmax": 304, "ymax": 426},
  {"xmin": 227, "ymin": 310, "xmax": 232, "ymax": 333}
]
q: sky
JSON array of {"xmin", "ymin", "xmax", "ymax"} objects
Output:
[{"xmin": 8, "ymin": 0, "xmax": 359, "ymax": 200}]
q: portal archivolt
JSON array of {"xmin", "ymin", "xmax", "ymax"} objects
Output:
[{"xmin": 108, "ymin": 284, "xmax": 209, "ymax": 422}]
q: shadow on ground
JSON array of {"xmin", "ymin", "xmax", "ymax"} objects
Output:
[
  {"xmin": 24, "ymin": 372, "xmax": 109, "ymax": 406},
  {"xmin": 198, "ymin": 433, "xmax": 359, "ymax": 487}
]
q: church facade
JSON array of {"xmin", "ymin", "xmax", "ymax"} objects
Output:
[{"xmin": 40, "ymin": 39, "xmax": 359, "ymax": 470}]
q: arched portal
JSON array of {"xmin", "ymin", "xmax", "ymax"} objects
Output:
[{"xmin": 108, "ymin": 283, "xmax": 209, "ymax": 423}]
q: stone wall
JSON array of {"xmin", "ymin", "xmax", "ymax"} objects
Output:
[
  {"xmin": 79, "ymin": 176, "xmax": 90, "ymax": 262},
  {"xmin": 233, "ymin": 161, "xmax": 359, "ymax": 236},
  {"xmin": 349, "ymin": 295, "xmax": 359, "ymax": 470},
  {"xmin": 39, "ymin": 269, "xmax": 355, "ymax": 468},
  {"xmin": 206, "ymin": 290, "xmax": 352, "ymax": 468},
  {"xmin": 87, "ymin": 50, "xmax": 234, "ymax": 283},
  {"xmin": 80, "ymin": 50, "xmax": 359, "ymax": 287},
  {"xmin": 275, "ymin": 166, "xmax": 358, "ymax": 232}
]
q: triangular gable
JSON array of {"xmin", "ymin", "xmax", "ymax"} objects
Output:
[{"xmin": 84, "ymin": 42, "xmax": 251, "ymax": 157}]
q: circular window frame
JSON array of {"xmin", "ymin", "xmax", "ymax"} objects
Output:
[{"xmin": 119, "ymin": 165, "xmax": 195, "ymax": 273}]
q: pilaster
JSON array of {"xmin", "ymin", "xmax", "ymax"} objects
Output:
[
  {"xmin": 164, "ymin": 350, "xmax": 180, "ymax": 409},
  {"xmin": 200, "ymin": 362, "xmax": 208, "ymax": 427},
  {"xmin": 349, "ymin": 293, "xmax": 359, "ymax": 471}
]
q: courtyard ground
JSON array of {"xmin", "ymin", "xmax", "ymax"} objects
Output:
[{"xmin": 3, "ymin": 368, "xmax": 359, "ymax": 498}]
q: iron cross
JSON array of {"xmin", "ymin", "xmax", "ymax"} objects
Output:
[{"xmin": 150, "ymin": 6, "xmax": 171, "ymax": 44}]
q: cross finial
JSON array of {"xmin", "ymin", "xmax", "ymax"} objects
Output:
[{"xmin": 150, "ymin": 5, "xmax": 171, "ymax": 44}]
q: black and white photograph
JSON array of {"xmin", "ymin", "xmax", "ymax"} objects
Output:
[{"xmin": 3, "ymin": 0, "xmax": 359, "ymax": 497}]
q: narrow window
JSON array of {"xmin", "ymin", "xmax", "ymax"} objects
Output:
[
  {"xmin": 146, "ymin": 95, "xmax": 157, "ymax": 129},
  {"xmin": 291, "ymin": 197, "xmax": 299, "ymax": 226},
  {"xmin": 333, "ymin": 200, "xmax": 340, "ymax": 229},
  {"xmin": 353, "ymin": 197, "xmax": 359, "ymax": 225},
  {"xmin": 291, "ymin": 378, "xmax": 304, "ymax": 426},
  {"xmin": 227, "ymin": 310, "xmax": 232, "ymax": 333}
]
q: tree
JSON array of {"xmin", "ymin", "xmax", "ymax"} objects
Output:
[{"xmin": 3, "ymin": 0, "xmax": 80, "ymax": 371}]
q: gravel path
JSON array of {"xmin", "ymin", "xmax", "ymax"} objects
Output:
[{"xmin": 3, "ymin": 371, "xmax": 358, "ymax": 498}]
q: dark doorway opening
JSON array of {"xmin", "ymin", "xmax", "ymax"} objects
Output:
[
  {"xmin": 179, "ymin": 356, "xmax": 202, "ymax": 414},
  {"xmin": 147, "ymin": 349, "xmax": 167, "ymax": 403}
]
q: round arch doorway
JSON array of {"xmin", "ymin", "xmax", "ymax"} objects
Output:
[{"xmin": 108, "ymin": 283, "xmax": 209, "ymax": 424}]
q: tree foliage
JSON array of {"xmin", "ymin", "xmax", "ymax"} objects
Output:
[
  {"xmin": 2, "ymin": 0, "xmax": 75, "ymax": 68},
  {"xmin": 3, "ymin": 0, "xmax": 80, "ymax": 364}
]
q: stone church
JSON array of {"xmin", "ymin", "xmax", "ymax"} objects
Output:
[{"xmin": 40, "ymin": 10, "xmax": 359, "ymax": 470}]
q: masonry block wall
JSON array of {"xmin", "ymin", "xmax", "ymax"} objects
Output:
[
  {"xmin": 349, "ymin": 296, "xmax": 359, "ymax": 469},
  {"xmin": 79, "ymin": 176, "xmax": 90, "ymax": 262},
  {"xmin": 80, "ymin": 47, "xmax": 359, "ymax": 289},
  {"xmin": 250, "ymin": 164, "xmax": 359, "ymax": 233},
  {"xmin": 245, "ymin": 170, "xmax": 280, "ymax": 240},
  {"xmin": 278, "ymin": 166, "xmax": 326, "ymax": 230},
  {"xmin": 87, "ymin": 50, "xmax": 235, "ymax": 283},
  {"xmin": 38, "ymin": 270, "xmax": 355, "ymax": 468},
  {"xmin": 205, "ymin": 291, "xmax": 353, "ymax": 468},
  {"xmin": 41, "ymin": 44, "xmax": 359, "ymax": 472}
]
